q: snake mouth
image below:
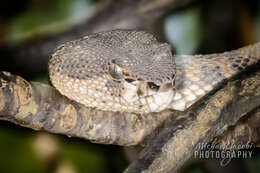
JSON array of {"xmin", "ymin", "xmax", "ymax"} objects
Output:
[
  {"xmin": 107, "ymin": 60, "xmax": 175, "ymax": 112},
  {"xmin": 122, "ymin": 78, "xmax": 174, "ymax": 112}
]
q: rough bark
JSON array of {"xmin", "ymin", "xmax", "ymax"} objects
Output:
[
  {"xmin": 0, "ymin": 71, "xmax": 172, "ymax": 146},
  {"xmin": 125, "ymin": 69, "xmax": 260, "ymax": 173},
  {"xmin": 0, "ymin": 65, "xmax": 259, "ymax": 172}
]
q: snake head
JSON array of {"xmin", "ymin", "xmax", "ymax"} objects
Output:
[{"xmin": 49, "ymin": 30, "xmax": 176, "ymax": 113}]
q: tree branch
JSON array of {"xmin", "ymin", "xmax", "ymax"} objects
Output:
[
  {"xmin": 0, "ymin": 67, "xmax": 259, "ymax": 172},
  {"xmin": 125, "ymin": 69, "xmax": 260, "ymax": 173},
  {"xmin": 0, "ymin": 71, "xmax": 172, "ymax": 146},
  {"xmin": 218, "ymin": 107, "xmax": 260, "ymax": 148}
]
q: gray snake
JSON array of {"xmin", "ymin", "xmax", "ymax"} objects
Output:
[{"xmin": 49, "ymin": 30, "xmax": 260, "ymax": 114}]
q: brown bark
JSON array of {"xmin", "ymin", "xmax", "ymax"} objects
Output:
[
  {"xmin": 0, "ymin": 71, "xmax": 172, "ymax": 146},
  {"xmin": 125, "ymin": 69, "xmax": 260, "ymax": 173},
  {"xmin": 0, "ymin": 66, "xmax": 259, "ymax": 172}
]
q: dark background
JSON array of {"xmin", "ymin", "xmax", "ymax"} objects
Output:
[{"xmin": 0, "ymin": 0, "xmax": 259, "ymax": 172}]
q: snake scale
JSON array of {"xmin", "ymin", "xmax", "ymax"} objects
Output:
[{"xmin": 49, "ymin": 30, "xmax": 260, "ymax": 114}]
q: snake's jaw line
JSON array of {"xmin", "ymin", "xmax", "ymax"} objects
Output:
[
  {"xmin": 121, "ymin": 80, "xmax": 175, "ymax": 113},
  {"xmin": 122, "ymin": 81, "xmax": 139, "ymax": 103},
  {"xmin": 170, "ymin": 101, "xmax": 186, "ymax": 111},
  {"xmin": 49, "ymin": 29, "xmax": 260, "ymax": 114},
  {"xmin": 152, "ymin": 88, "xmax": 174, "ymax": 111}
]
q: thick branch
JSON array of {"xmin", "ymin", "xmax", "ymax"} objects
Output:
[
  {"xmin": 0, "ymin": 71, "xmax": 172, "ymax": 146},
  {"xmin": 125, "ymin": 70, "xmax": 260, "ymax": 173},
  {"xmin": 218, "ymin": 107, "xmax": 260, "ymax": 147},
  {"xmin": 0, "ymin": 67, "xmax": 259, "ymax": 172}
]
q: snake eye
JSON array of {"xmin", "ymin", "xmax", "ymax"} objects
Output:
[
  {"xmin": 108, "ymin": 62, "xmax": 124, "ymax": 80},
  {"xmin": 109, "ymin": 59, "xmax": 132, "ymax": 80}
]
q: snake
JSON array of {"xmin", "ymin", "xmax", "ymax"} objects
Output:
[{"xmin": 48, "ymin": 29, "xmax": 260, "ymax": 114}]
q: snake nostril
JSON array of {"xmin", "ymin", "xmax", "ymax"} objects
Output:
[
  {"xmin": 125, "ymin": 78, "xmax": 135, "ymax": 83},
  {"xmin": 137, "ymin": 78, "xmax": 144, "ymax": 81},
  {"xmin": 148, "ymin": 82, "xmax": 160, "ymax": 91}
]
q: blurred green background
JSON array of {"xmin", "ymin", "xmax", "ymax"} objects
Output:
[{"xmin": 0, "ymin": 0, "xmax": 260, "ymax": 172}]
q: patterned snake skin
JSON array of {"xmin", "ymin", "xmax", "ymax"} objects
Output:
[{"xmin": 49, "ymin": 30, "xmax": 260, "ymax": 114}]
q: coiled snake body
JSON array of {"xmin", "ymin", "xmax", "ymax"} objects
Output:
[{"xmin": 49, "ymin": 30, "xmax": 260, "ymax": 114}]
